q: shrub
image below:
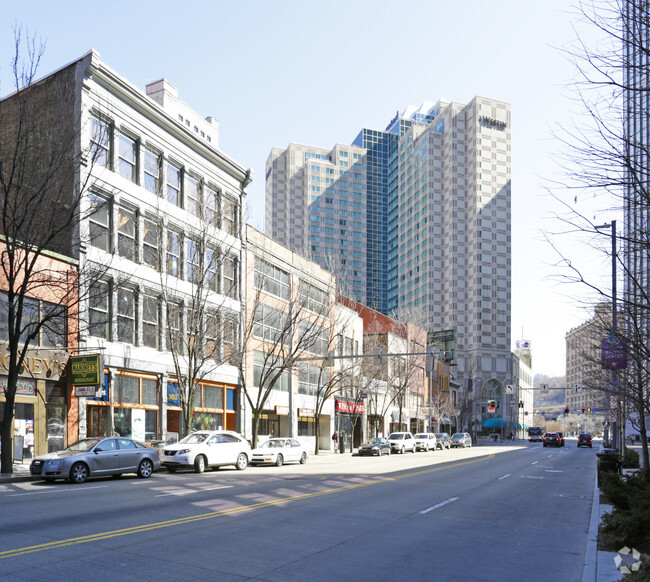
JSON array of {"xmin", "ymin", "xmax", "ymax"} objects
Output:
[
  {"xmin": 623, "ymin": 448, "xmax": 641, "ymax": 469},
  {"xmin": 600, "ymin": 470, "xmax": 650, "ymax": 554}
]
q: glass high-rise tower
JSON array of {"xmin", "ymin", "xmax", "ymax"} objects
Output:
[{"xmin": 266, "ymin": 97, "xmax": 512, "ymax": 397}]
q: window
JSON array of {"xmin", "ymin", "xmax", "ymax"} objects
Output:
[
  {"xmin": 166, "ymin": 301, "xmax": 183, "ymax": 353},
  {"xmin": 186, "ymin": 176, "xmax": 200, "ymax": 217},
  {"xmin": 253, "ymin": 305, "xmax": 287, "ymax": 344},
  {"xmin": 253, "ymin": 351, "xmax": 290, "ymax": 391},
  {"xmin": 166, "ymin": 163, "xmax": 182, "ymax": 207},
  {"xmin": 114, "ymin": 375, "xmax": 157, "ymax": 406},
  {"xmin": 205, "ymin": 248, "xmax": 218, "ymax": 292},
  {"xmin": 142, "ymin": 294, "xmax": 159, "ymax": 349},
  {"xmin": 299, "ymin": 281, "xmax": 328, "ymax": 315},
  {"xmin": 298, "ymin": 363, "xmax": 325, "ymax": 396},
  {"xmin": 222, "ymin": 196, "xmax": 237, "ymax": 235},
  {"xmin": 117, "ymin": 206, "xmax": 137, "ymax": 261},
  {"xmin": 142, "ymin": 217, "xmax": 160, "ymax": 270},
  {"xmin": 205, "ymin": 312, "xmax": 219, "ymax": 361},
  {"xmin": 90, "ymin": 116, "xmax": 110, "ymax": 168},
  {"xmin": 89, "ymin": 194, "xmax": 110, "ymax": 252},
  {"xmin": 186, "ymin": 238, "xmax": 200, "ymax": 284},
  {"xmin": 223, "ymin": 256, "xmax": 238, "ymax": 299},
  {"xmin": 89, "ymin": 280, "xmax": 110, "ymax": 340},
  {"xmin": 167, "ymin": 230, "xmax": 181, "ymax": 278},
  {"xmin": 205, "ymin": 187, "xmax": 219, "ymax": 225},
  {"xmin": 117, "ymin": 286, "xmax": 136, "ymax": 344},
  {"xmin": 254, "ymin": 258, "xmax": 289, "ymax": 299},
  {"xmin": 223, "ymin": 314, "xmax": 238, "ymax": 363},
  {"xmin": 144, "ymin": 150, "xmax": 160, "ymax": 194},
  {"xmin": 118, "ymin": 135, "xmax": 136, "ymax": 182}
]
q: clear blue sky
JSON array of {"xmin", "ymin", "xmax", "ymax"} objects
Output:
[{"xmin": 1, "ymin": 0, "xmax": 612, "ymax": 378}]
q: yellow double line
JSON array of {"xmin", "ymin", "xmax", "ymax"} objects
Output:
[{"xmin": 2, "ymin": 453, "xmax": 493, "ymax": 558}]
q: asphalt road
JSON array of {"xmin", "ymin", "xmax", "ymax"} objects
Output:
[{"xmin": 0, "ymin": 442, "xmax": 597, "ymax": 581}]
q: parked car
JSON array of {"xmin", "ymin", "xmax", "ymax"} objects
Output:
[
  {"xmin": 30, "ymin": 437, "xmax": 161, "ymax": 484},
  {"xmin": 358, "ymin": 438, "xmax": 391, "ymax": 456},
  {"xmin": 250, "ymin": 438, "xmax": 308, "ymax": 466},
  {"xmin": 450, "ymin": 432, "xmax": 472, "ymax": 448},
  {"xmin": 557, "ymin": 432, "xmax": 565, "ymax": 447},
  {"xmin": 161, "ymin": 430, "xmax": 251, "ymax": 473},
  {"xmin": 414, "ymin": 433, "xmax": 437, "ymax": 451},
  {"xmin": 543, "ymin": 432, "xmax": 563, "ymax": 447},
  {"xmin": 578, "ymin": 433, "xmax": 593, "ymax": 448},
  {"xmin": 435, "ymin": 433, "xmax": 452, "ymax": 450},
  {"xmin": 387, "ymin": 432, "xmax": 416, "ymax": 454}
]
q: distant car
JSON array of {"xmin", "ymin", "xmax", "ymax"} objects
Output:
[
  {"xmin": 414, "ymin": 433, "xmax": 437, "ymax": 452},
  {"xmin": 387, "ymin": 432, "xmax": 416, "ymax": 454},
  {"xmin": 30, "ymin": 437, "xmax": 160, "ymax": 484},
  {"xmin": 162, "ymin": 430, "xmax": 251, "ymax": 473},
  {"xmin": 250, "ymin": 438, "xmax": 308, "ymax": 466},
  {"xmin": 557, "ymin": 432, "xmax": 565, "ymax": 447},
  {"xmin": 578, "ymin": 433, "xmax": 593, "ymax": 448},
  {"xmin": 543, "ymin": 432, "xmax": 563, "ymax": 447},
  {"xmin": 435, "ymin": 433, "xmax": 452, "ymax": 450},
  {"xmin": 358, "ymin": 438, "xmax": 391, "ymax": 456},
  {"xmin": 450, "ymin": 432, "xmax": 472, "ymax": 448}
]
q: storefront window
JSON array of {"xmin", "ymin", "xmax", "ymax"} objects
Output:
[
  {"xmin": 14, "ymin": 403, "xmax": 35, "ymax": 459},
  {"xmin": 191, "ymin": 412, "xmax": 223, "ymax": 432},
  {"xmin": 298, "ymin": 417, "xmax": 315, "ymax": 436},
  {"xmin": 46, "ymin": 383, "xmax": 66, "ymax": 452},
  {"xmin": 89, "ymin": 406, "xmax": 112, "ymax": 437},
  {"xmin": 114, "ymin": 407, "xmax": 157, "ymax": 441}
]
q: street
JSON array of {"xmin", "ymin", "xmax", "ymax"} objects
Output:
[{"xmin": 0, "ymin": 442, "xmax": 596, "ymax": 581}]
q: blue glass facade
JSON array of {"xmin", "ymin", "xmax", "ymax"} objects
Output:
[{"xmin": 352, "ymin": 128, "xmax": 396, "ymax": 313}]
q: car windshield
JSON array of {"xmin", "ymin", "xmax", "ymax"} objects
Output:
[
  {"xmin": 67, "ymin": 438, "xmax": 101, "ymax": 451},
  {"xmin": 260, "ymin": 440, "xmax": 285, "ymax": 448},
  {"xmin": 436, "ymin": 434, "xmax": 446, "ymax": 438},
  {"xmin": 371, "ymin": 438, "xmax": 384, "ymax": 444},
  {"xmin": 388, "ymin": 434, "xmax": 403, "ymax": 439},
  {"xmin": 452, "ymin": 434, "xmax": 464, "ymax": 438},
  {"xmin": 415, "ymin": 434, "xmax": 428, "ymax": 439},
  {"xmin": 179, "ymin": 433, "xmax": 210, "ymax": 444}
]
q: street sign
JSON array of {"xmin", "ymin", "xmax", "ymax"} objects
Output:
[
  {"xmin": 609, "ymin": 410, "xmax": 617, "ymax": 421},
  {"xmin": 610, "ymin": 396, "xmax": 617, "ymax": 408}
]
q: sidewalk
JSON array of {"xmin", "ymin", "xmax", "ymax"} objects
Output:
[{"xmin": 0, "ymin": 461, "xmax": 32, "ymax": 483}]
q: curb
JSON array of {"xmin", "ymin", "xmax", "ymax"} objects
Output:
[{"xmin": 583, "ymin": 471, "xmax": 600, "ymax": 582}]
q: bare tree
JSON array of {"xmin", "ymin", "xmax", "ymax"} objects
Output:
[
  {"xmin": 547, "ymin": 0, "xmax": 650, "ymax": 465},
  {"xmin": 0, "ymin": 31, "xmax": 112, "ymax": 473},
  {"xmin": 156, "ymin": 180, "xmax": 241, "ymax": 439},
  {"xmin": 233, "ymin": 244, "xmax": 336, "ymax": 450}
]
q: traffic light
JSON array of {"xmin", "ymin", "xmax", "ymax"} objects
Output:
[
  {"xmin": 488, "ymin": 400, "xmax": 496, "ymax": 412},
  {"xmin": 564, "ymin": 406, "xmax": 569, "ymax": 415},
  {"xmin": 582, "ymin": 406, "xmax": 585, "ymax": 414}
]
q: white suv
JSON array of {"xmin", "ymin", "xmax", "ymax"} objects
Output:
[
  {"xmin": 162, "ymin": 430, "xmax": 251, "ymax": 473},
  {"xmin": 414, "ymin": 433, "xmax": 437, "ymax": 451},
  {"xmin": 387, "ymin": 432, "xmax": 416, "ymax": 454}
]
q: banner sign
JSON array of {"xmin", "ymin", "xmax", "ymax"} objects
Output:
[
  {"xmin": 336, "ymin": 400, "xmax": 365, "ymax": 414},
  {"xmin": 601, "ymin": 334, "xmax": 627, "ymax": 370},
  {"xmin": 0, "ymin": 377, "xmax": 36, "ymax": 396}
]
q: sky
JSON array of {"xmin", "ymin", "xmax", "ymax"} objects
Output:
[{"xmin": 0, "ymin": 0, "xmax": 616, "ymax": 378}]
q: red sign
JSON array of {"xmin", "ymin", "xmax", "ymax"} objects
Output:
[{"xmin": 336, "ymin": 400, "xmax": 365, "ymax": 414}]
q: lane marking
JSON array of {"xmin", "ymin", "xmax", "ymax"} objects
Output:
[
  {"xmin": 1, "ymin": 453, "xmax": 494, "ymax": 559},
  {"xmin": 545, "ymin": 470, "xmax": 563, "ymax": 473},
  {"xmin": 521, "ymin": 475, "xmax": 543, "ymax": 479},
  {"xmin": 7, "ymin": 485, "xmax": 109, "ymax": 498},
  {"xmin": 420, "ymin": 497, "xmax": 459, "ymax": 514},
  {"xmin": 531, "ymin": 461, "xmax": 539, "ymax": 465},
  {"xmin": 155, "ymin": 485, "xmax": 232, "ymax": 497},
  {"xmin": 498, "ymin": 474, "xmax": 511, "ymax": 480}
]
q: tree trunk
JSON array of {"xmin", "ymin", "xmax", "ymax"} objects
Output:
[{"xmin": 1, "ymin": 396, "xmax": 16, "ymax": 474}]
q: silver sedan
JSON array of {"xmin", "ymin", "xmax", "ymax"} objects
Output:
[{"xmin": 30, "ymin": 437, "xmax": 161, "ymax": 483}]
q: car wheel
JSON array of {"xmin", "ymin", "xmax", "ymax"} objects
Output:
[
  {"xmin": 300, "ymin": 452, "xmax": 307, "ymax": 464},
  {"xmin": 138, "ymin": 459, "xmax": 154, "ymax": 479},
  {"xmin": 166, "ymin": 466, "xmax": 177, "ymax": 473},
  {"xmin": 275, "ymin": 454, "xmax": 284, "ymax": 467},
  {"xmin": 400, "ymin": 446, "xmax": 405, "ymax": 454},
  {"xmin": 69, "ymin": 462, "xmax": 89, "ymax": 484},
  {"xmin": 236, "ymin": 453, "xmax": 248, "ymax": 471},
  {"xmin": 194, "ymin": 455, "xmax": 206, "ymax": 473}
]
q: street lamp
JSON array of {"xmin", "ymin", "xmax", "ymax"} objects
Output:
[{"xmin": 594, "ymin": 220, "xmax": 620, "ymax": 452}]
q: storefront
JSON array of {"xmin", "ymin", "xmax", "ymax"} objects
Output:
[
  {"xmin": 0, "ymin": 348, "xmax": 72, "ymax": 460},
  {"xmin": 335, "ymin": 400, "xmax": 364, "ymax": 449},
  {"xmin": 166, "ymin": 379, "xmax": 239, "ymax": 441}
]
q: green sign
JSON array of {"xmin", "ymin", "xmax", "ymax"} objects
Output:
[{"xmin": 70, "ymin": 354, "xmax": 101, "ymax": 386}]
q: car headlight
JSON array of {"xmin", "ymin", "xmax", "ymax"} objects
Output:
[
  {"xmin": 175, "ymin": 449, "xmax": 191, "ymax": 455},
  {"xmin": 45, "ymin": 460, "xmax": 64, "ymax": 469}
]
